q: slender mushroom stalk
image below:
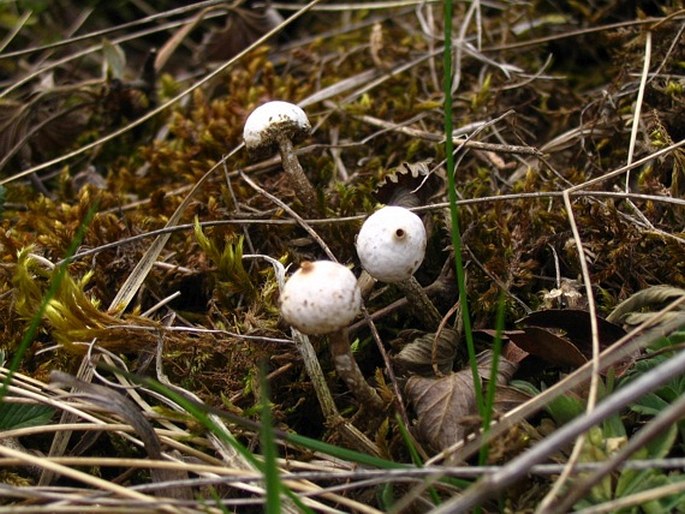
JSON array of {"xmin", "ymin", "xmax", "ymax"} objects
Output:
[
  {"xmin": 356, "ymin": 205, "xmax": 442, "ymax": 328},
  {"xmin": 243, "ymin": 101, "xmax": 319, "ymax": 212},
  {"xmin": 280, "ymin": 260, "xmax": 384, "ymax": 413}
]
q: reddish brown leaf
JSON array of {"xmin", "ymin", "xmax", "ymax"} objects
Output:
[
  {"xmin": 476, "ymin": 329, "xmax": 530, "ymax": 365},
  {"xmin": 501, "ymin": 340, "xmax": 530, "ymax": 365},
  {"xmin": 518, "ymin": 309, "xmax": 626, "ymax": 355},
  {"xmin": 506, "ymin": 327, "xmax": 587, "ymax": 367}
]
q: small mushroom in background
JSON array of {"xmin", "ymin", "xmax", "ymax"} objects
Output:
[
  {"xmin": 280, "ymin": 260, "xmax": 384, "ymax": 413},
  {"xmin": 356, "ymin": 205, "xmax": 442, "ymax": 328},
  {"xmin": 243, "ymin": 100, "xmax": 319, "ymax": 212}
]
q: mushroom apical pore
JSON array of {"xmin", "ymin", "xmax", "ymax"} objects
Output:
[
  {"xmin": 356, "ymin": 205, "xmax": 427, "ymax": 283},
  {"xmin": 356, "ymin": 205, "xmax": 441, "ymax": 328}
]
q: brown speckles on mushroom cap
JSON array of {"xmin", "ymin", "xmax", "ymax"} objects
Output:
[
  {"xmin": 243, "ymin": 100, "xmax": 311, "ymax": 157},
  {"xmin": 356, "ymin": 206, "xmax": 427, "ymax": 283},
  {"xmin": 280, "ymin": 260, "xmax": 361, "ymax": 335}
]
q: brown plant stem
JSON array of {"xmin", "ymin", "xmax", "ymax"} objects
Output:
[
  {"xmin": 291, "ymin": 330, "xmax": 381, "ymax": 456},
  {"xmin": 328, "ymin": 329, "xmax": 385, "ymax": 414},
  {"xmin": 396, "ymin": 275, "xmax": 443, "ymax": 328},
  {"xmin": 275, "ymin": 131, "xmax": 319, "ymax": 214}
]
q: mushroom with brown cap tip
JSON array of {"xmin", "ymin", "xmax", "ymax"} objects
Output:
[
  {"xmin": 243, "ymin": 101, "xmax": 318, "ymax": 212},
  {"xmin": 356, "ymin": 205, "xmax": 442, "ymax": 327},
  {"xmin": 280, "ymin": 260, "xmax": 384, "ymax": 413}
]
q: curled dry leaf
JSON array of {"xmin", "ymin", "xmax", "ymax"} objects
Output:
[
  {"xmin": 0, "ymin": 97, "xmax": 90, "ymax": 170},
  {"xmin": 475, "ymin": 349, "xmax": 518, "ymax": 385},
  {"xmin": 373, "ymin": 159, "xmax": 445, "ymax": 208},
  {"xmin": 405, "ymin": 351, "xmax": 520, "ymax": 452},
  {"xmin": 478, "ymin": 309, "xmax": 632, "ymax": 374},
  {"xmin": 195, "ymin": 5, "xmax": 284, "ymax": 63},
  {"xmin": 518, "ymin": 309, "xmax": 626, "ymax": 356},
  {"xmin": 500, "ymin": 338, "xmax": 529, "ymax": 365},
  {"xmin": 607, "ymin": 285, "xmax": 685, "ymax": 326},
  {"xmin": 502, "ymin": 327, "xmax": 588, "ymax": 368},
  {"xmin": 393, "ymin": 328, "xmax": 459, "ymax": 376}
]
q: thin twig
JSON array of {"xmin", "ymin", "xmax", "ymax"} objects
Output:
[
  {"xmin": 239, "ymin": 171, "xmax": 336, "ymax": 261},
  {"xmin": 0, "ymin": 444, "xmax": 181, "ymax": 513},
  {"xmin": 392, "ymin": 297, "xmax": 685, "ymax": 511},
  {"xmin": 535, "ymin": 190, "xmax": 602, "ymax": 512},
  {"xmin": 0, "ymin": 0, "xmax": 323, "ymax": 185},
  {"xmin": 556, "ymin": 373, "xmax": 685, "ymax": 510},
  {"xmin": 354, "ymin": 112, "xmax": 541, "ymax": 155}
]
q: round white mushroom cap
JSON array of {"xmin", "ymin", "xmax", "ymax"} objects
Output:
[
  {"xmin": 243, "ymin": 101, "xmax": 311, "ymax": 155},
  {"xmin": 356, "ymin": 205, "xmax": 427, "ymax": 283},
  {"xmin": 280, "ymin": 260, "xmax": 361, "ymax": 335}
]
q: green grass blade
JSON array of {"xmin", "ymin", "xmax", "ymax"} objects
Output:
[
  {"xmin": 139, "ymin": 371, "xmax": 309, "ymax": 512},
  {"xmin": 141, "ymin": 375, "xmax": 261, "ymax": 468},
  {"xmin": 478, "ymin": 291, "xmax": 506, "ymax": 465},
  {"xmin": 396, "ymin": 414, "xmax": 443, "ymax": 504},
  {"xmin": 259, "ymin": 364, "xmax": 282, "ymax": 514},
  {"xmin": 442, "ymin": 0, "xmax": 483, "ymax": 413}
]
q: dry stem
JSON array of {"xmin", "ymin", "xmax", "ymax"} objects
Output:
[{"xmin": 328, "ymin": 329, "xmax": 385, "ymax": 415}]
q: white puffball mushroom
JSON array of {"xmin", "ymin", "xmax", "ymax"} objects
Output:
[
  {"xmin": 356, "ymin": 206, "xmax": 427, "ymax": 283},
  {"xmin": 280, "ymin": 260, "xmax": 361, "ymax": 335},
  {"xmin": 243, "ymin": 101, "xmax": 311, "ymax": 156}
]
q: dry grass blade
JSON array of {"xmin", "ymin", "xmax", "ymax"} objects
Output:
[
  {"xmin": 442, "ymin": 297, "xmax": 685, "ymax": 464},
  {"xmin": 108, "ymin": 0, "xmax": 323, "ymax": 314},
  {"xmin": 1, "ymin": 363, "xmax": 366, "ymax": 512},
  {"xmin": 389, "ymin": 298, "xmax": 685, "ymax": 511},
  {"xmin": 0, "ymin": 443, "xmax": 181, "ymax": 513},
  {"xmin": 107, "ymin": 155, "xmax": 235, "ymax": 314},
  {"xmin": 0, "ymin": 0, "xmax": 322, "ymax": 187},
  {"xmin": 535, "ymin": 189, "xmax": 603, "ymax": 512},
  {"xmin": 49, "ymin": 371, "xmax": 191, "ymax": 501},
  {"xmin": 154, "ymin": 7, "xmax": 213, "ymax": 72},
  {"xmin": 0, "ymin": 10, "xmax": 32, "ymax": 53},
  {"xmin": 555, "ymin": 375, "xmax": 685, "ymax": 510},
  {"xmin": 0, "ymin": 1, "xmax": 224, "ymax": 59},
  {"xmin": 575, "ymin": 481, "xmax": 685, "ymax": 514}
]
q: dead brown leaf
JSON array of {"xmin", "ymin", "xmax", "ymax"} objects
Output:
[
  {"xmin": 505, "ymin": 327, "xmax": 588, "ymax": 367},
  {"xmin": 393, "ymin": 328, "xmax": 459, "ymax": 376},
  {"xmin": 195, "ymin": 5, "xmax": 284, "ymax": 64},
  {"xmin": 518, "ymin": 309, "xmax": 626, "ymax": 356},
  {"xmin": 405, "ymin": 351, "xmax": 519, "ymax": 452}
]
